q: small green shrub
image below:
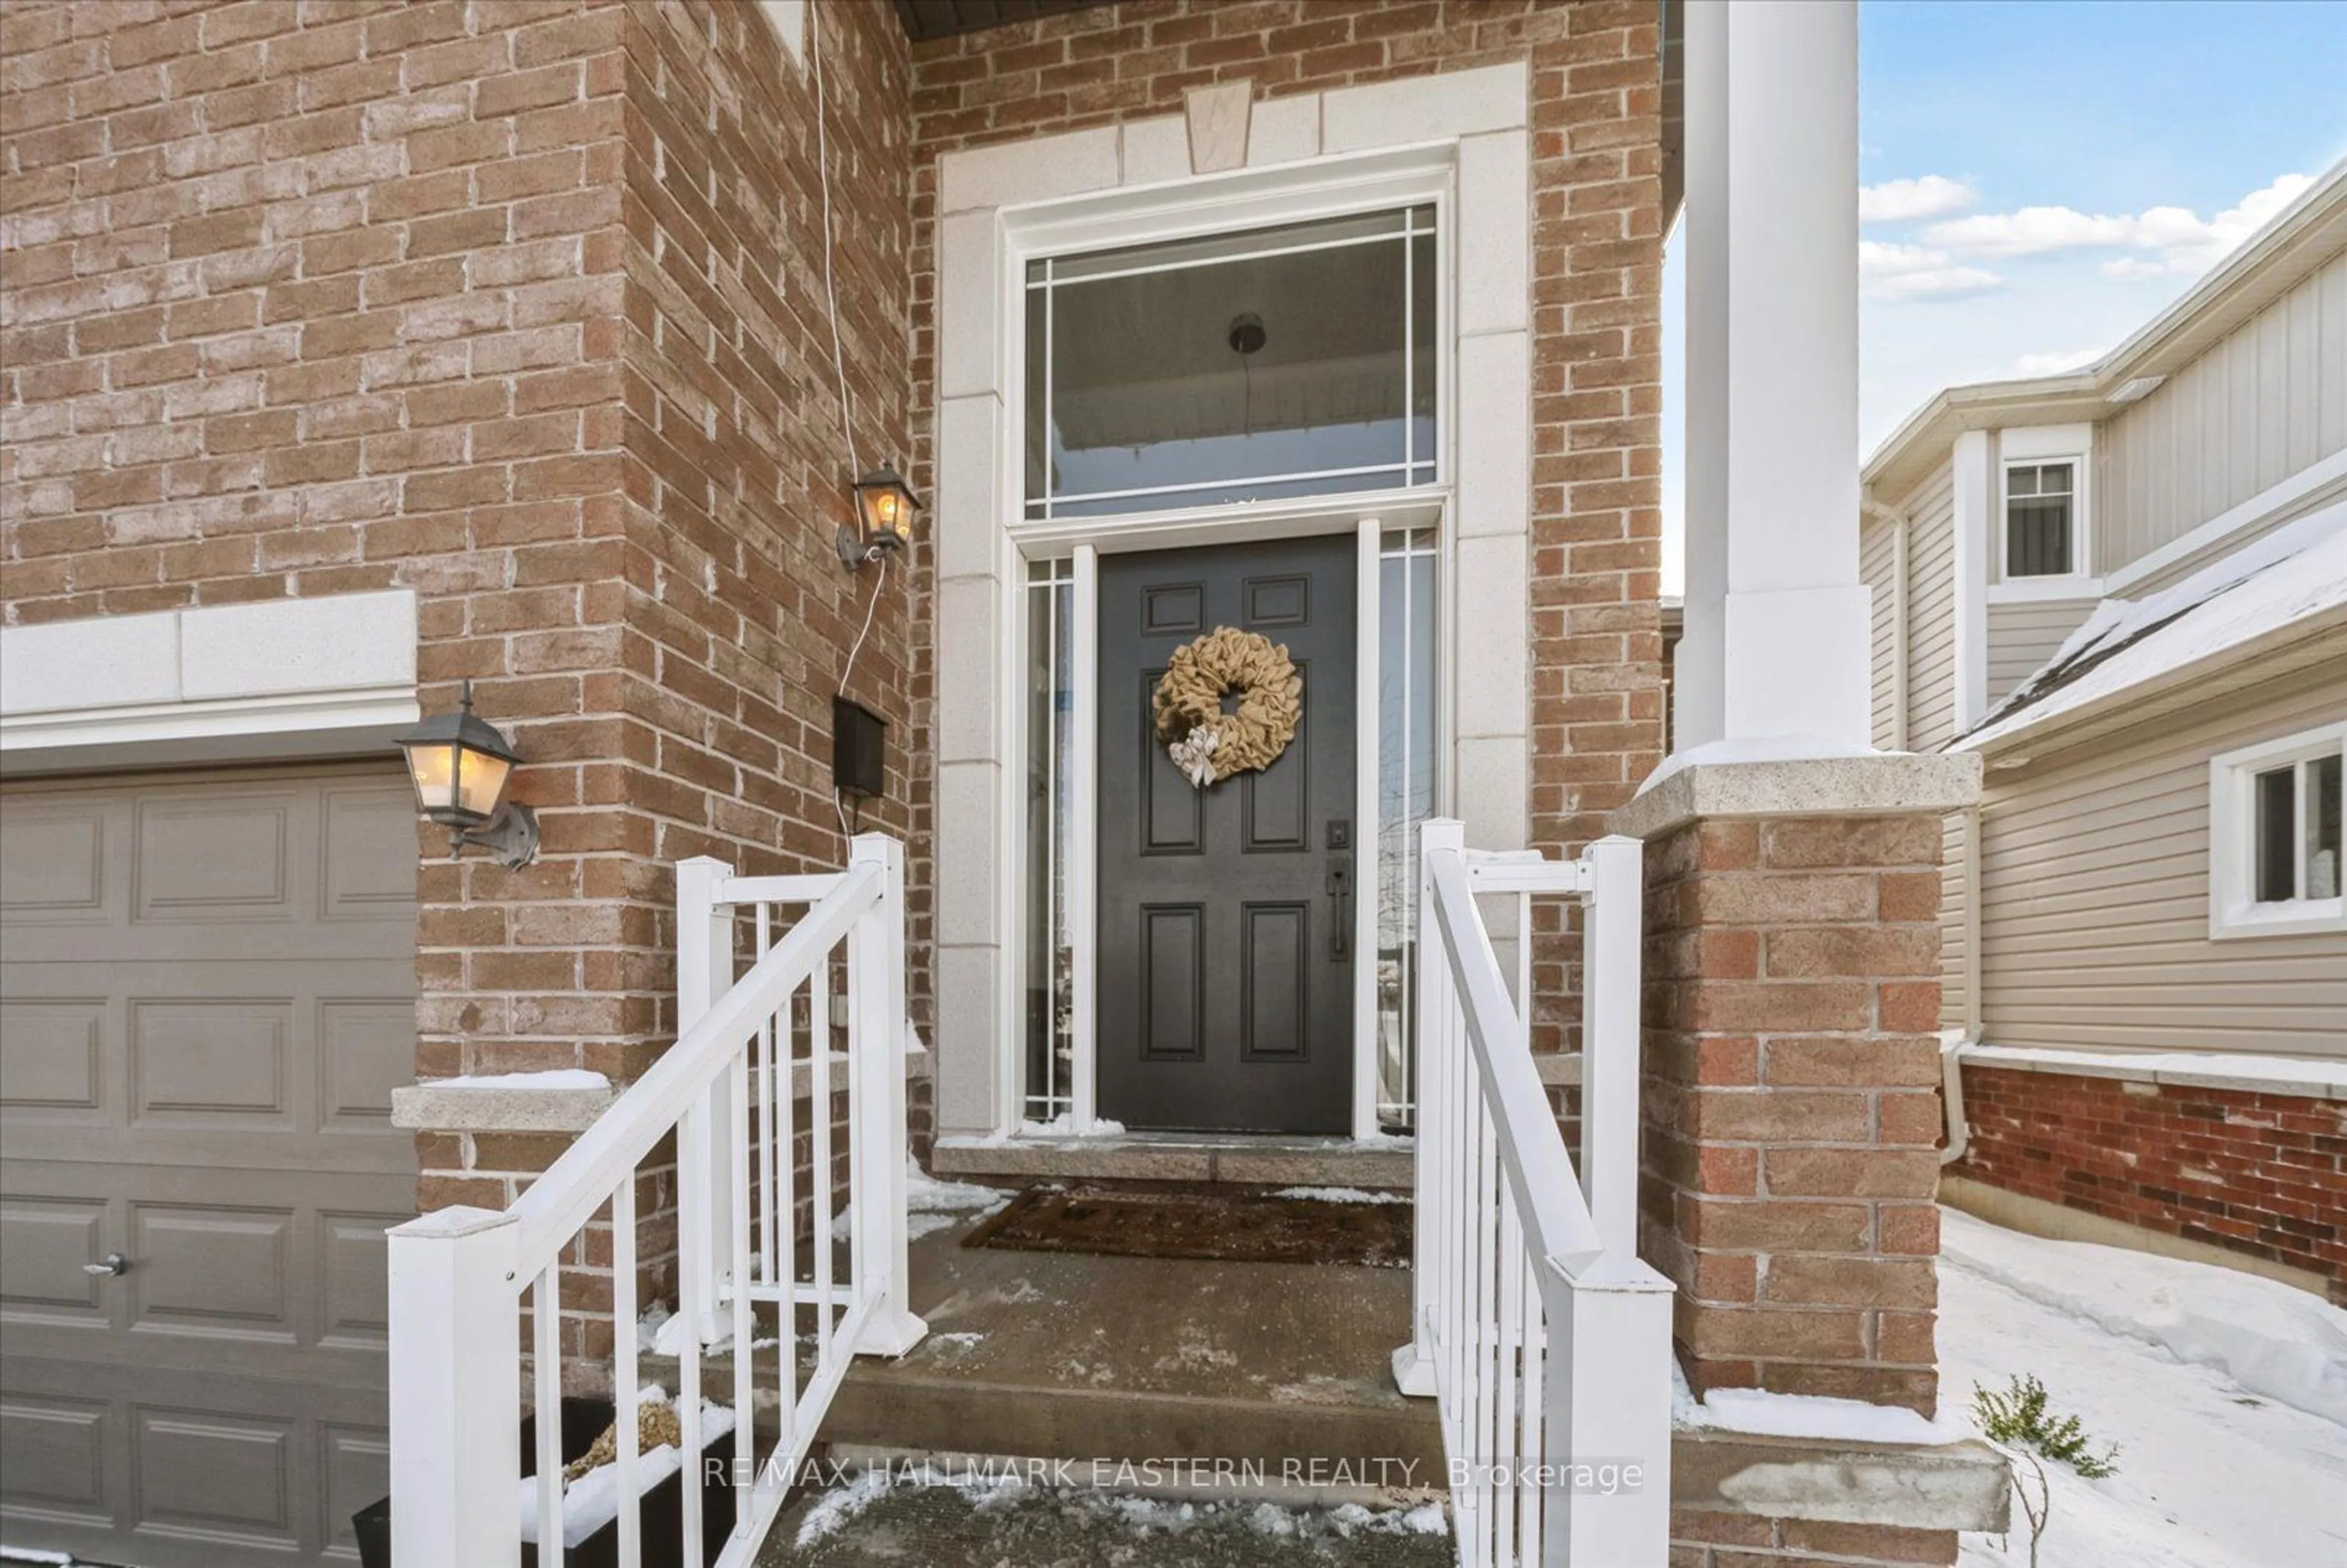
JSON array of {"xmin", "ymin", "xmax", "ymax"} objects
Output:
[{"xmin": 1973, "ymin": 1374, "xmax": 2120, "ymax": 1479}]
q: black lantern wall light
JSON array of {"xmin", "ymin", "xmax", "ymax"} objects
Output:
[
  {"xmin": 395, "ymin": 680, "xmax": 539, "ymax": 868},
  {"xmin": 839, "ymin": 463, "xmax": 922, "ymax": 568}
]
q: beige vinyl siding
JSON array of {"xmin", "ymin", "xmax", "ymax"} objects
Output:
[
  {"xmin": 1861, "ymin": 515, "xmax": 1900, "ymax": 747},
  {"xmin": 1902, "ymin": 464, "xmax": 1959, "ymax": 751},
  {"xmin": 1974, "ymin": 672, "xmax": 2347, "ymax": 1061},
  {"xmin": 2097, "ymin": 250, "xmax": 2347, "ymax": 577},
  {"xmin": 1985, "ymin": 597, "xmax": 2098, "ymax": 706},
  {"xmin": 1942, "ymin": 806, "xmax": 1971, "ymax": 1030}
]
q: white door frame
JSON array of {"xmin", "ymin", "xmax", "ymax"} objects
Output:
[
  {"xmin": 928, "ymin": 64, "xmax": 1535, "ymax": 1143},
  {"xmin": 1009, "ymin": 493, "xmax": 1447, "ymax": 1140}
]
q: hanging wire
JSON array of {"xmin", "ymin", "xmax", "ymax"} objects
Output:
[{"xmin": 810, "ymin": 0, "xmax": 886, "ymax": 841}]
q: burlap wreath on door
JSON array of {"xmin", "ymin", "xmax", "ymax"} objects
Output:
[{"xmin": 1153, "ymin": 626, "xmax": 1302, "ymax": 788}]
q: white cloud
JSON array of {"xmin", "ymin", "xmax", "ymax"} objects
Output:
[
  {"xmin": 1859, "ymin": 241, "xmax": 2003, "ymax": 302},
  {"xmin": 1925, "ymin": 173, "xmax": 2315, "ymax": 278},
  {"xmin": 2013, "ymin": 348, "xmax": 2104, "ymax": 377},
  {"xmin": 1859, "ymin": 175, "xmax": 1977, "ymax": 224}
]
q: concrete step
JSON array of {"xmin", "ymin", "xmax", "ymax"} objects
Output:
[
  {"xmin": 650, "ymin": 1207, "xmax": 1443, "ymax": 1486},
  {"xmin": 928, "ymin": 1132, "xmax": 1414, "ymax": 1190}
]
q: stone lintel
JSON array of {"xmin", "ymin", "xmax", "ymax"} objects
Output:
[
  {"xmin": 391, "ymin": 1082, "xmax": 615, "ymax": 1134},
  {"xmin": 1611, "ymin": 750, "xmax": 1982, "ymax": 841}
]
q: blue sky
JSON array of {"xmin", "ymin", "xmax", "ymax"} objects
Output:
[{"xmin": 1659, "ymin": 0, "xmax": 2347, "ymax": 593}]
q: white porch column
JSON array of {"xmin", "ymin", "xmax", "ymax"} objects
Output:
[{"xmin": 1676, "ymin": 0, "xmax": 1873, "ymax": 753}]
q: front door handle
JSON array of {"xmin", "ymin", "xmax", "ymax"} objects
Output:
[
  {"xmin": 1326, "ymin": 857, "xmax": 1352, "ymax": 959},
  {"xmin": 83, "ymin": 1252, "xmax": 128, "ymax": 1278}
]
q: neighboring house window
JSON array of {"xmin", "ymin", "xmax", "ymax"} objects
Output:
[
  {"xmin": 2003, "ymin": 460, "xmax": 2079, "ymax": 577},
  {"xmin": 2209, "ymin": 724, "xmax": 2346, "ymax": 939}
]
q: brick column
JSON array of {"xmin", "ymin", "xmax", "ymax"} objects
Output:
[{"xmin": 1615, "ymin": 755, "xmax": 1980, "ymax": 1413}]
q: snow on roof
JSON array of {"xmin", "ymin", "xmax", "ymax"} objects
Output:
[{"xmin": 1961, "ymin": 497, "xmax": 2347, "ymax": 752}]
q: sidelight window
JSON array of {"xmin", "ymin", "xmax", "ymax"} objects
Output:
[
  {"xmin": 1376, "ymin": 527, "xmax": 1439, "ymax": 1130},
  {"xmin": 1024, "ymin": 207, "xmax": 1439, "ymax": 521},
  {"xmin": 1023, "ymin": 557, "xmax": 1076, "ymax": 1123}
]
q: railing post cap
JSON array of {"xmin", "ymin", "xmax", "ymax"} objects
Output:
[
  {"xmin": 391, "ymin": 1204, "xmax": 518, "ymax": 1241},
  {"xmin": 849, "ymin": 831, "xmax": 903, "ymax": 870}
]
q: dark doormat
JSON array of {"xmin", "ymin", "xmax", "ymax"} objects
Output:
[{"xmin": 961, "ymin": 1183, "xmax": 1412, "ymax": 1267}]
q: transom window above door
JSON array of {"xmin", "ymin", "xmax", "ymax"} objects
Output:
[{"xmin": 1024, "ymin": 207, "xmax": 1438, "ymax": 520}]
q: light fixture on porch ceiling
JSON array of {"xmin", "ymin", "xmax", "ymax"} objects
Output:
[
  {"xmin": 394, "ymin": 680, "xmax": 540, "ymax": 868},
  {"xmin": 840, "ymin": 463, "xmax": 924, "ymax": 570}
]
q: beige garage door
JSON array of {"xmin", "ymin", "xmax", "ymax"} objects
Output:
[{"xmin": 1, "ymin": 765, "xmax": 419, "ymax": 1565}]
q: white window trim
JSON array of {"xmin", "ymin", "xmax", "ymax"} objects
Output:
[
  {"xmin": 927, "ymin": 64, "xmax": 1533, "ymax": 1143},
  {"xmin": 1996, "ymin": 453, "xmax": 2093, "ymax": 589},
  {"xmin": 2208, "ymin": 721, "xmax": 2347, "ymax": 941}
]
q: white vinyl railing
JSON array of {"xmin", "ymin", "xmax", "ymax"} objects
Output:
[
  {"xmin": 386, "ymin": 833, "xmax": 925, "ymax": 1568},
  {"xmin": 1397, "ymin": 820, "xmax": 1675, "ymax": 1567}
]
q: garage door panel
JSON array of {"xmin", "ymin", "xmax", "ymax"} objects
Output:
[
  {"xmin": 318, "ymin": 1209, "xmax": 402, "ymax": 1349},
  {"xmin": 321, "ymin": 785, "xmax": 423, "ymax": 919},
  {"xmin": 134, "ymin": 1404, "xmax": 300, "ymax": 1549},
  {"xmin": 132, "ymin": 997, "xmax": 295, "ymax": 1127},
  {"xmin": 2, "ymin": 1123, "xmax": 418, "ymax": 1175},
  {"xmin": 320, "ymin": 1421, "xmax": 389, "ymax": 1560},
  {"xmin": 320, "ymin": 997, "xmax": 414, "ymax": 1129},
  {"xmin": 0, "ymin": 997, "xmax": 106, "ymax": 1116},
  {"xmin": 2, "ymin": 765, "xmax": 417, "ymax": 1567},
  {"xmin": 5, "ymin": 1355, "xmax": 395, "ymax": 1566},
  {"xmin": 131, "ymin": 1202, "xmax": 298, "ymax": 1341},
  {"xmin": 133, "ymin": 791, "xmax": 300, "ymax": 925},
  {"xmin": 0, "ymin": 800, "xmax": 109, "ymax": 924},
  {"xmin": 4, "ymin": 1163, "xmax": 411, "ymax": 1376},
  {"xmin": 0, "ymin": 1195, "xmax": 109, "ymax": 1318},
  {"xmin": 0, "ymin": 1391, "xmax": 111, "ymax": 1523}
]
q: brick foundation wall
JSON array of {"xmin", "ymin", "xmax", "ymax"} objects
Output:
[
  {"xmin": 1673, "ymin": 1511, "xmax": 1955, "ymax": 1567},
  {"xmin": 1953, "ymin": 1064, "xmax": 2347, "ymax": 1305},
  {"xmin": 1640, "ymin": 815, "xmax": 1948, "ymax": 1414},
  {"xmin": 905, "ymin": 0, "xmax": 1668, "ymax": 1058}
]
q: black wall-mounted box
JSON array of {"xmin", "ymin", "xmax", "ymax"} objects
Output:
[{"xmin": 832, "ymin": 697, "xmax": 886, "ymax": 800}]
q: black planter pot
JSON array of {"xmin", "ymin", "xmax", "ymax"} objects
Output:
[{"xmin": 354, "ymin": 1398, "xmax": 740, "ymax": 1568}]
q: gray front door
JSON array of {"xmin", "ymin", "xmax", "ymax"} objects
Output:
[
  {"xmin": 1096, "ymin": 535, "xmax": 1356, "ymax": 1134},
  {"xmin": 1, "ymin": 765, "xmax": 419, "ymax": 1566}
]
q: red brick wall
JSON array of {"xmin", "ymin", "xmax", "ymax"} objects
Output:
[
  {"xmin": 1640, "ymin": 815, "xmax": 1948, "ymax": 1413},
  {"xmin": 1673, "ymin": 1512, "xmax": 1955, "ymax": 1568},
  {"xmin": 0, "ymin": 1, "xmax": 925, "ymax": 1354},
  {"xmin": 0, "ymin": 0, "xmax": 916, "ymax": 1080},
  {"xmin": 1953, "ymin": 1065, "xmax": 2347, "ymax": 1305},
  {"xmin": 903, "ymin": 0, "xmax": 1668, "ymax": 1056}
]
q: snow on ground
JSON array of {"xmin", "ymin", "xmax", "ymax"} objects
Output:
[
  {"xmin": 1672, "ymin": 1360, "xmax": 1974, "ymax": 1445},
  {"xmin": 517, "ymin": 1390, "xmax": 736, "ymax": 1549},
  {"xmin": 833, "ymin": 1157, "xmax": 1011, "ymax": 1242},
  {"xmin": 423, "ymin": 1067, "xmax": 612, "ymax": 1090},
  {"xmin": 1269, "ymin": 1185, "xmax": 1410, "ymax": 1205},
  {"xmin": 1938, "ymin": 1207, "xmax": 2347, "ymax": 1568},
  {"xmin": 1943, "ymin": 1207, "xmax": 2347, "ymax": 1425}
]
